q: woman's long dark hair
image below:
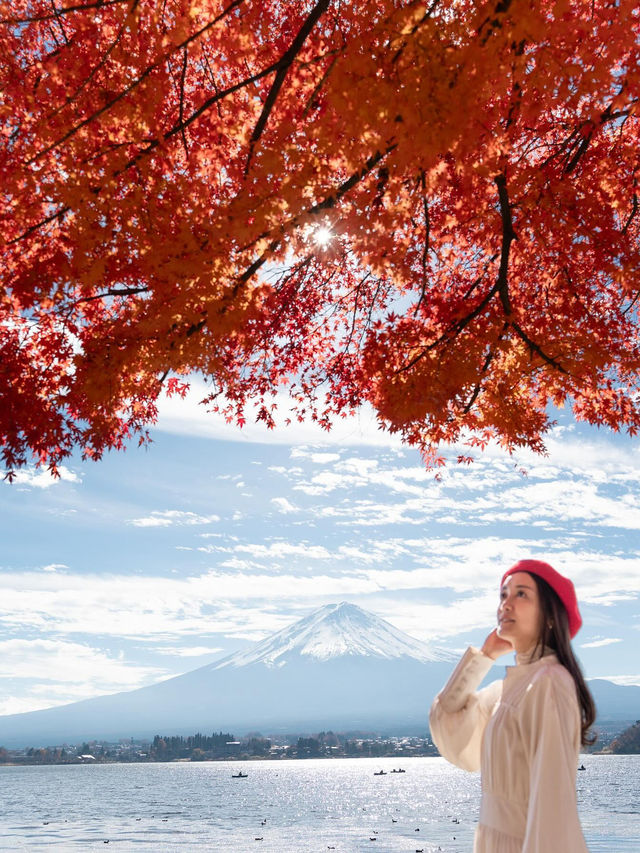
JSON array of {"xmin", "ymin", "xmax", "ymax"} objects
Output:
[{"xmin": 529, "ymin": 573, "xmax": 597, "ymax": 746}]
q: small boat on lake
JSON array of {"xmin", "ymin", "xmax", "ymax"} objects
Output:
[
  {"xmin": 232, "ymin": 771, "xmax": 248, "ymax": 778},
  {"xmin": 390, "ymin": 768, "xmax": 405, "ymax": 773},
  {"xmin": 373, "ymin": 770, "xmax": 386, "ymax": 776}
]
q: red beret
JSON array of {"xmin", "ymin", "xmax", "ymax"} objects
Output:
[{"xmin": 501, "ymin": 559, "xmax": 582, "ymax": 638}]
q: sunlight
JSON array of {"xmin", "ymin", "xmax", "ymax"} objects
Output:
[{"xmin": 314, "ymin": 226, "xmax": 333, "ymax": 247}]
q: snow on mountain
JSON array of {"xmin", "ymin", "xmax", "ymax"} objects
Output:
[{"xmin": 212, "ymin": 602, "xmax": 455, "ymax": 669}]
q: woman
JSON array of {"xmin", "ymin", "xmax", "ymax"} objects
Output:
[{"xmin": 429, "ymin": 558, "xmax": 596, "ymax": 852}]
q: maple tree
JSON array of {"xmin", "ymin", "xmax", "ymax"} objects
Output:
[{"xmin": 1, "ymin": 0, "xmax": 639, "ymax": 475}]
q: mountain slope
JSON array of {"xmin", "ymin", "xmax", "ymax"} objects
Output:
[{"xmin": 608, "ymin": 719, "xmax": 640, "ymax": 754}]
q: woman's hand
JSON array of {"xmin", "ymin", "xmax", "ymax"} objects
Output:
[{"xmin": 481, "ymin": 628, "xmax": 514, "ymax": 660}]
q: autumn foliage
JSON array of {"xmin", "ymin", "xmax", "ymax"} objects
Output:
[{"xmin": 1, "ymin": 0, "xmax": 639, "ymax": 473}]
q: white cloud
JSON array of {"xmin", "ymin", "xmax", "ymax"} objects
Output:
[
  {"xmin": 0, "ymin": 527, "xmax": 636, "ymax": 652},
  {"xmin": 215, "ymin": 557, "xmax": 260, "ymax": 569},
  {"xmin": 234, "ymin": 542, "xmax": 331, "ymax": 560},
  {"xmin": 279, "ymin": 447, "xmax": 640, "ymax": 533},
  {"xmin": 579, "ymin": 592, "xmax": 638, "ymax": 606},
  {"xmin": 0, "ymin": 696, "xmax": 43, "ymax": 716},
  {"xmin": 0, "ymin": 639, "xmax": 167, "ymax": 713},
  {"xmin": 0, "ymin": 569, "xmax": 375, "ymax": 640},
  {"xmin": 271, "ymin": 497, "xmax": 298, "ymax": 513},
  {"xmin": 128, "ymin": 510, "xmax": 220, "ymax": 528},
  {"xmin": 153, "ymin": 646, "xmax": 224, "ymax": 657},
  {"xmin": 594, "ymin": 674, "xmax": 640, "ymax": 686},
  {"xmin": 367, "ymin": 593, "xmax": 499, "ymax": 643},
  {"xmin": 42, "ymin": 563, "xmax": 68, "ymax": 573},
  {"xmin": 11, "ymin": 466, "xmax": 80, "ymax": 489},
  {"xmin": 580, "ymin": 638, "xmax": 623, "ymax": 649},
  {"xmin": 0, "ymin": 561, "xmax": 568, "ymax": 648},
  {"xmin": 290, "ymin": 449, "xmax": 342, "ymax": 464}
]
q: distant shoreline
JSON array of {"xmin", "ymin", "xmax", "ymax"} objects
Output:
[
  {"xmin": 1, "ymin": 750, "xmax": 629, "ymax": 767},
  {"xmin": 2, "ymin": 719, "xmax": 635, "ymax": 765}
]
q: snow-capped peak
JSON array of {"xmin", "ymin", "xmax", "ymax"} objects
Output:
[{"xmin": 212, "ymin": 602, "xmax": 454, "ymax": 669}]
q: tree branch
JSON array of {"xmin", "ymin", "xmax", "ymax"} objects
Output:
[
  {"xmin": 118, "ymin": 53, "xmax": 290, "ymax": 175},
  {"xmin": 73, "ymin": 286, "xmax": 149, "ymax": 303},
  {"xmin": 1, "ymin": 0, "xmax": 127, "ymax": 24},
  {"xmin": 462, "ymin": 327, "xmax": 506, "ymax": 414},
  {"xmin": 305, "ymin": 146, "xmax": 396, "ymax": 217},
  {"xmin": 178, "ymin": 46, "xmax": 190, "ymax": 159},
  {"xmin": 13, "ymin": 50, "xmax": 277, "ymax": 245},
  {"xmin": 538, "ymin": 90, "xmax": 635, "ymax": 175},
  {"xmin": 494, "ymin": 172, "xmax": 515, "ymax": 317},
  {"xmin": 301, "ymin": 53, "xmax": 339, "ymax": 117},
  {"xmin": 511, "ymin": 320, "xmax": 568, "ymax": 373},
  {"xmin": 7, "ymin": 204, "xmax": 71, "ymax": 246},
  {"xmin": 413, "ymin": 169, "xmax": 430, "ymax": 317},
  {"xmin": 343, "ymin": 271, "xmax": 372, "ymax": 353},
  {"xmin": 397, "ymin": 224, "xmax": 502, "ymax": 375},
  {"xmin": 399, "ymin": 173, "xmax": 538, "ymax": 378},
  {"xmin": 248, "ymin": 0, "xmax": 331, "ymax": 149},
  {"xmin": 477, "ymin": 0, "xmax": 514, "ymax": 46},
  {"xmin": 495, "ymin": 174, "xmax": 566, "ymax": 372},
  {"xmin": 391, "ymin": 0, "xmax": 443, "ymax": 65}
]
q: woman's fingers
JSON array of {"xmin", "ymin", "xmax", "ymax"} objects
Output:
[{"xmin": 481, "ymin": 628, "xmax": 513, "ymax": 660}]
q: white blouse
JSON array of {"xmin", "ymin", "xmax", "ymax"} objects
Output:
[{"xmin": 429, "ymin": 647, "xmax": 589, "ymax": 853}]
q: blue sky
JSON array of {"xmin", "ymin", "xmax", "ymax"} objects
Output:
[{"xmin": 1, "ymin": 380, "xmax": 639, "ymax": 716}]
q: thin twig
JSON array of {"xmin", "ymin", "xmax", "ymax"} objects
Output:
[
  {"xmin": 74, "ymin": 286, "xmax": 149, "ymax": 303},
  {"xmin": 622, "ymin": 193, "xmax": 638, "ymax": 235},
  {"xmin": 245, "ymin": 0, "xmax": 331, "ymax": 174},
  {"xmin": 178, "ymin": 46, "xmax": 190, "ymax": 159},
  {"xmin": 47, "ymin": 0, "xmax": 140, "ymax": 120},
  {"xmin": 49, "ymin": 0, "xmax": 71, "ymax": 44},
  {"xmin": 27, "ymin": 0, "xmax": 246, "ymax": 165}
]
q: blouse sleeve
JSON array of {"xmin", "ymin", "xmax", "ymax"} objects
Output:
[
  {"xmin": 520, "ymin": 666, "xmax": 588, "ymax": 853},
  {"xmin": 429, "ymin": 647, "xmax": 502, "ymax": 772}
]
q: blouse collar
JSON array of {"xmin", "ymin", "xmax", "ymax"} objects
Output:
[
  {"xmin": 515, "ymin": 644, "xmax": 556, "ymax": 666},
  {"xmin": 504, "ymin": 646, "xmax": 557, "ymax": 679}
]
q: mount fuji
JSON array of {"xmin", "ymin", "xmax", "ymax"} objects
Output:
[
  {"xmin": 0, "ymin": 603, "xmax": 638, "ymax": 747},
  {"xmin": 0, "ymin": 603, "xmax": 456, "ymax": 746}
]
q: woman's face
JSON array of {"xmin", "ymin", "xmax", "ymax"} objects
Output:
[{"xmin": 497, "ymin": 571, "xmax": 542, "ymax": 653}]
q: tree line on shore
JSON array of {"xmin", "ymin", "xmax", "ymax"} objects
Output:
[
  {"xmin": 0, "ymin": 730, "xmax": 439, "ymax": 764},
  {"xmin": 3, "ymin": 720, "xmax": 638, "ymax": 765}
]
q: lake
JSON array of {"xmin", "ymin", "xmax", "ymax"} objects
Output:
[{"xmin": 0, "ymin": 755, "xmax": 638, "ymax": 851}]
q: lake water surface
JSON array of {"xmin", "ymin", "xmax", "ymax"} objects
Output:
[{"xmin": 0, "ymin": 755, "xmax": 637, "ymax": 851}]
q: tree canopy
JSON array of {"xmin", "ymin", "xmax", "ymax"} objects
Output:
[{"xmin": 1, "ymin": 0, "xmax": 639, "ymax": 474}]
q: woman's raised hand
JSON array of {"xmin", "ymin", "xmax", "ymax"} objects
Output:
[{"xmin": 481, "ymin": 628, "xmax": 514, "ymax": 660}]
